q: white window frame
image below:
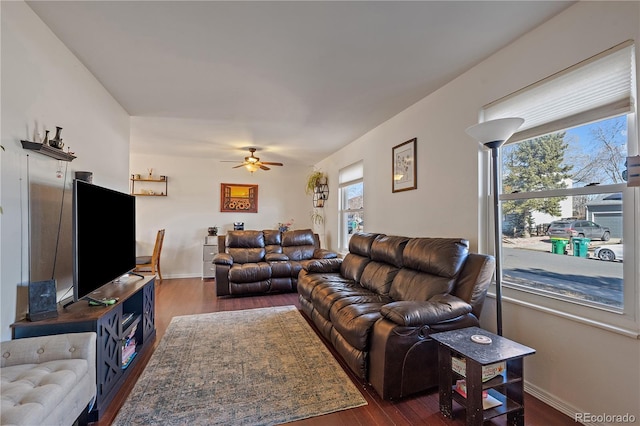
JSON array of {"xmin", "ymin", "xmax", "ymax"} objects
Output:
[
  {"xmin": 478, "ymin": 42, "xmax": 639, "ymax": 337},
  {"xmin": 338, "ymin": 161, "xmax": 364, "ymax": 253}
]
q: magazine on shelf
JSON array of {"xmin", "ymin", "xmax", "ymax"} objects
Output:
[{"xmin": 451, "ymin": 356, "xmax": 505, "ymax": 382}]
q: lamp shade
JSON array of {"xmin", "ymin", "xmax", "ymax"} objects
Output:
[{"xmin": 466, "ymin": 117, "xmax": 524, "ymax": 146}]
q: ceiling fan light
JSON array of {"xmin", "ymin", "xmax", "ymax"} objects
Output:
[{"xmin": 245, "ymin": 163, "xmax": 259, "ymax": 173}]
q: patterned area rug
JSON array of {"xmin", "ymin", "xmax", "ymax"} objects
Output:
[{"xmin": 113, "ymin": 306, "xmax": 367, "ymax": 425}]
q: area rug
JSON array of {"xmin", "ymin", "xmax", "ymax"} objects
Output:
[{"xmin": 112, "ymin": 306, "xmax": 367, "ymax": 425}]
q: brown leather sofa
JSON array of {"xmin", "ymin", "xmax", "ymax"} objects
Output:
[
  {"xmin": 297, "ymin": 232, "xmax": 495, "ymax": 400},
  {"xmin": 214, "ymin": 229, "xmax": 337, "ymax": 296}
]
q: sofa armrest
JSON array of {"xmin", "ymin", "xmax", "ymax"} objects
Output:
[
  {"xmin": 213, "ymin": 253, "xmax": 233, "ymax": 265},
  {"xmin": 265, "ymin": 253, "xmax": 289, "ymax": 261},
  {"xmin": 380, "ymin": 294, "xmax": 472, "ymax": 327},
  {"xmin": 313, "ymin": 248, "xmax": 338, "ymax": 259},
  {"xmin": 303, "ymin": 258, "xmax": 343, "ymax": 273}
]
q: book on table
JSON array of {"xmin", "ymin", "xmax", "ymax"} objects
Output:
[{"xmin": 454, "ymin": 380, "xmax": 502, "ymax": 410}]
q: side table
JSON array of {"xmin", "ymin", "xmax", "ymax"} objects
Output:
[{"xmin": 431, "ymin": 327, "xmax": 535, "ymax": 426}]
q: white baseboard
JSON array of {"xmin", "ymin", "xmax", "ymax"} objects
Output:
[{"xmin": 525, "ymin": 381, "xmax": 604, "ymax": 426}]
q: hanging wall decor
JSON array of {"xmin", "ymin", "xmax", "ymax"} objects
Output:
[
  {"xmin": 220, "ymin": 183, "xmax": 258, "ymax": 213},
  {"xmin": 392, "ymin": 138, "xmax": 417, "ymax": 193}
]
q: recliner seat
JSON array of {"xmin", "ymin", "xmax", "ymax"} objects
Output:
[{"xmin": 214, "ymin": 229, "xmax": 337, "ymax": 296}]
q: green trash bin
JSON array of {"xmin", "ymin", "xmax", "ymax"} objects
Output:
[
  {"xmin": 572, "ymin": 237, "xmax": 590, "ymax": 258},
  {"xmin": 550, "ymin": 238, "xmax": 568, "ymax": 255}
]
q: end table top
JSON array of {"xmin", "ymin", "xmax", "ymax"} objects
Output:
[{"xmin": 431, "ymin": 327, "xmax": 535, "ymax": 365}]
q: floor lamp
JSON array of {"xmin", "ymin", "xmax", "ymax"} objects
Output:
[{"xmin": 465, "ymin": 117, "xmax": 524, "ymax": 336}]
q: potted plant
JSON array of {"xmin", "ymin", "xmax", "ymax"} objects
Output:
[
  {"xmin": 305, "ymin": 170, "xmax": 327, "ymax": 195},
  {"xmin": 310, "ymin": 209, "xmax": 324, "ymax": 225}
]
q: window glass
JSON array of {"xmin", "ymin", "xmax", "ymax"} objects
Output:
[
  {"xmin": 500, "ymin": 116, "xmax": 627, "ymax": 310},
  {"xmin": 338, "ymin": 161, "xmax": 364, "ymax": 251},
  {"xmin": 339, "ymin": 181, "xmax": 364, "ymax": 251}
]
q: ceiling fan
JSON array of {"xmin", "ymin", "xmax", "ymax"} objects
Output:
[{"xmin": 224, "ymin": 148, "xmax": 284, "ymax": 172}]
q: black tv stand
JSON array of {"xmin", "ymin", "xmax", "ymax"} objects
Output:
[{"xmin": 11, "ymin": 275, "xmax": 156, "ymax": 422}]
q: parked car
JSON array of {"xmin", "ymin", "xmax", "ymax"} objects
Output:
[
  {"xmin": 593, "ymin": 244, "xmax": 623, "ymax": 262},
  {"xmin": 547, "ymin": 220, "xmax": 611, "ymax": 241}
]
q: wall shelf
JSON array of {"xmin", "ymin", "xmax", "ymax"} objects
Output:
[
  {"xmin": 313, "ymin": 183, "xmax": 329, "ymax": 208},
  {"xmin": 21, "ymin": 140, "xmax": 76, "ymax": 161},
  {"xmin": 130, "ymin": 176, "xmax": 168, "ymax": 196}
]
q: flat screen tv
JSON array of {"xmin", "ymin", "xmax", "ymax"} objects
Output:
[{"xmin": 72, "ymin": 179, "xmax": 136, "ymax": 303}]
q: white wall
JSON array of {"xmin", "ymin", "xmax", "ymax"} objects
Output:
[
  {"xmin": 316, "ymin": 1, "xmax": 640, "ymax": 423},
  {"xmin": 0, "ymin": 1, "xmax": 130, "ymax": 340},
  {"xmin": 129, "ymin": 152, "xmax": 314, "ymax": 278}
]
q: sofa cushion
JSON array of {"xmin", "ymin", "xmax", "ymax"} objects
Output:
[
  {"xmin": 297, "ymin": 271, "xmax": 347, "ymax": 300},
  {"xmin": 263, "ymin": 229, "xmax": 283, "ymax": 254},
  {"xmin": 228, "ymin": 247, "xmax": 266, "ymax": 264},
  {"xmin": 269, "ymin": 261, "xmax": 292, "ymax": 278},
  {"xmin": 282, "ymin": 229, "xmax": 316, "ymax": 260},
  {"xmin": 389, "ymin": 238, "xmax": 469, "ymax": 302},
  {"xmin": 282, "ymin": 229, "xmax": 315, "ymax": 246},
  {"xmin": 228, "ymin": 262, "xmax": 271, "ymax": 283},
  {"xmin": 360, "ymin": 262, "xmax": 400, "ymax": 296},
  {"xmin": 1, "ymin": 359, "xmax": 89, "ymax": 426},
  {"xmin": 226, "ymin": 230, "xmax": 265, "ymax": 248},
  {"xmin": 402, "ymin": 238, "xmax": 469, "ymax": 277},
  {"xmin": 389, "ymin": 268, "xmax": 456, "ymax": 302},
  {"xmin": 370, "ymin": 235, "xmax": 409, "ymax": 267},
  {"xmin": 309, "ymin": 281, "xmax": 368, "ymax": 320},
  {"xmin": 340, "ymin": 253, "xmax": 371, "ymax": 282},
  {"xmin": 348, "ymin": 232, "xmax": 380, "ymax": 257},
  {"xmin": 263, "ymin": 229, "xmax": 282, "ymax": 245},
  {"xmin": 330, "ymin": 301, "xmax": 387, "ymax": 351},
  {"xmin": 226, "ymin": 231, "xmax": 267, "ymax": 263}
]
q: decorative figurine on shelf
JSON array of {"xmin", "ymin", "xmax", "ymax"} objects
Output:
[
  {"xmin": 49, "ymin": 127, "xmax": 64, "ymax": 149},
  {"xmin": 147, "ymin": 168, "xmax": 153, "ymax": 179},
  {"xmin": 42, "ymin": 130, "xmax": 49, "ymax": 146},
  {"xmin": 208, "ymin": 226, "xmax": 218, "ymax": 236}
]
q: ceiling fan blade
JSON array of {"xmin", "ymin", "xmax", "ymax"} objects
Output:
[
  {"xmin": 259, "ymin": 165, "xmax": 271, "ymax": 170},
  {"xmin": 261, "ymin": 161, "xmax": 283, "ymax": 166},
  {"xmin": 221, "ymin": 160, "xmax": 242, "ymax": 163},
  {"xmin": 232, "ymin": 164, "xmax": 245, "ymax": 169}
]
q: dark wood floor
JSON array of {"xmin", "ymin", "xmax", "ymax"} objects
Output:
[{"xmin": 93, "ymin": 277, "xmax": 575, "ymax": 425}]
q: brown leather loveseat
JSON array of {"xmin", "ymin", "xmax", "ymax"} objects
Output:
[
  {"xmin": 297, "ymin": 232, "xmax": 495, "ymax": 400},
  {"xmin": 214, "ymin": 229, "xmax": 337, "ymax": 296}
]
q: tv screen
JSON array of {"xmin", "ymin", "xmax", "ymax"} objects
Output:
[{"xmin": 73, "ymin": 180, "xmax": 136, "ymax": 302}]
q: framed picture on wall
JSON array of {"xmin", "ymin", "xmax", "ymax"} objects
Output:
[
  {"xmin": 392, "ymin": 138, "xmax": 417, "ymax": 193},
  {"xmin": 220, "ymin": 183, "xmax": 258, "ymax": 213}
]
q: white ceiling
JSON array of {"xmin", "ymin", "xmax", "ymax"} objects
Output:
[{"xmin": 26, "ymin": 1, "xmax": 573, "ymax": 166}]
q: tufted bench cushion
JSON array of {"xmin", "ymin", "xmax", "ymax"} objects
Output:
[{"xmin": 1, "ymin": 332, "xmax": 96, "ymax": 426}]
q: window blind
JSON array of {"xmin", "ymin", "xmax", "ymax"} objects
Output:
[
  {"xmin": 483, "ymin": 40, "xmax": 635, "ymax": 143},
  {"xmin": 339, "ymin": 161, "xmax": 363, "ymax": 185}
]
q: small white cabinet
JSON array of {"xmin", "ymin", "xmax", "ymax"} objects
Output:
[{"xmin": 202, "ymin": 240, "xmax": 218, "ymax": 279}]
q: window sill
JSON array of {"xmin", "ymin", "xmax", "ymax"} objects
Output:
[{"xmin": 491, "ymin": 288, "xmax": 640, "ymax": 339}]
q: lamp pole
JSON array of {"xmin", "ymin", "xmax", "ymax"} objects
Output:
[
  {"xmin": 466, "ymin": 117, "xmax": 524, "ymax": 337},
  {"xmin": 486, "ymin": 140, "xmax": 504, "ymax": 336}
]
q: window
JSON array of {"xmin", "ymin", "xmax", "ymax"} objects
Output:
[
  {"xmin": 479, "ymin": 41, "xmax": 638, "ymax": 333},
  {"xmin": 500, "ymin": 117, "xmax": 626, "ymax": 310},
  {"xmin": 338, "ymin": 161, "xmax": 364, "ymax": 252}
]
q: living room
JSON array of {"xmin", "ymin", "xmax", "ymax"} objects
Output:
[{"xmin": 2, "ymin": 1, "xmax": 639, "ymax": 425}]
